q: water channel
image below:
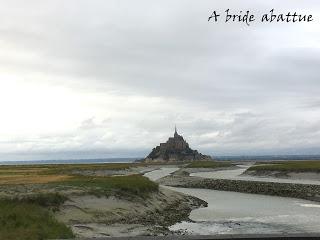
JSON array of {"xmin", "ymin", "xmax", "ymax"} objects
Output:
[{"xmin": 144, "ymin": 167, "xmax": 320, "ymax": 235}]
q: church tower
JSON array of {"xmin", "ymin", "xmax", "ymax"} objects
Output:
[
  {"xmin": 143, "ymin": 126, "xmax": 213, "ymax": 162},
  {"xmin": 174, "ymin": 125, "xmax": 178, "ymax": 138}
]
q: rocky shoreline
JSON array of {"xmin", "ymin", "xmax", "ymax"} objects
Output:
[{"xmin": 158, "ymin": 174, "xmax": 320, "ymax": 202}]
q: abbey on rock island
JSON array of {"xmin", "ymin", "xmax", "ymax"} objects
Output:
[{"xmin": 143, "ymin": 127, "xmax": 212, "ymax": 162}]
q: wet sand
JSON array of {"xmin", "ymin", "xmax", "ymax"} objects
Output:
[{"xmin": 55, "ymin": 166, "xmax": 205, "ymax": 238}]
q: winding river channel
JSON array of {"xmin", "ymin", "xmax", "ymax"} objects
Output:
[{"xmin": 144, "ymin": 167, "xmax": 320, "ymax": 235}]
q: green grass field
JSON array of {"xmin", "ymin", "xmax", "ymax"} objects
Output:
[
  {"xmin": 0, "ymin": 163, "xmax": 159, "ymax": 196},
  {"xmin": 55, "ymin": 174, "xmax": 159, "ymax": 197},
  {"xmin": 0, "ymin": 163, "xmax": 140, "ymax": 184},
  {"xmin": 248, "ymin": 161, "xmax": 320, "ymax": 172},
  {"xmin": 186, "ymin": 161, "xmax": 232, "ymax": 168},
  {"xmin": 0, "ymin": 163, "xmax": 160, "ymax": 239},
  {"xmin": 0, "ymin": 196, "xmax": 73, "ymax": 240}
]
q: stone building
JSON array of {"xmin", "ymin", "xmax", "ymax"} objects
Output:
[{"xmin": 143, "ymin": 127, "xmax": 212, "ymax": 162}]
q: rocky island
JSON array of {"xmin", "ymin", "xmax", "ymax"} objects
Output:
[{"xmin": 143, "ymin": 127, "xmax": 212, "ymax": 162}]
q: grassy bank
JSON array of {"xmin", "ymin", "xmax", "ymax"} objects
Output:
[
  {"xmin": 0, "ymin": 165, "xmax": 159, "ymax": 198},
  {"xmin": 56, "ymin": 174, "xmax": 159, "ymax": 197},
  {"xmin": 186, "ymin": 161, "xmax": 232, "ymax": 168},
  {"xmin": 0, "ymin": 163, "xmax": 136, "ymax": 185},
  {"xmin": 248, "ymin": 160, "xmax": 320, "ymax": 172},
  {"xmin": 0, "ymin": 163, "xmax": 160, "ymax": 239},
  {"xmin": 0, "ymin": 194, "xmax": 73, "ymax": 240},
  {"xmin": 0, "ymin": 162, "xmax": 133, "ymax": 174}
]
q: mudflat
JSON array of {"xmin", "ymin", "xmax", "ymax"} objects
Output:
[{"xmin": 0, "ymin": 162, "xmax": 205, "ymax": 239}]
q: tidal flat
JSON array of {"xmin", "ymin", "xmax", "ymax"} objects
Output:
[
  {"xmin": 153, "ymin": 161, "xmax": 320, "ymax": 235},
  {"xmin": 1, "ymin": 160, "xmax": 320, "ymax": 239},
  {"xmin": 0, "ymin": 162, "xmax": 204, "ymax": 239}
]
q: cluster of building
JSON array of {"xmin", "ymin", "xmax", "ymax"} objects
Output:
[{"xmin": 143, "ymin": 127, "xmax": 212, "ymax": 162}]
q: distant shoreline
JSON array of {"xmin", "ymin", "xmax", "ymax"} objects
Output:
[
  {"xmin": 1, "ymin": 155, "xmax": 320, "ymax": 165},
  {"xmin": 215, "ymin": 154, "xmax": 320, "ymax": 161},
  {"xmin": 0, "ymin": 158, "xmax": 138, "ymax": 165}
]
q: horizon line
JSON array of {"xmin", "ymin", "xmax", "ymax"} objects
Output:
[{"xmin": 1, "ymin": 154, "xmax": 320, "ymax": 163}]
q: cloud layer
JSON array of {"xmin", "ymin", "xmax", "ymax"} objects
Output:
[{"xmin": 0, "ymin": 0, "xmax": 320, "ymax": 160}]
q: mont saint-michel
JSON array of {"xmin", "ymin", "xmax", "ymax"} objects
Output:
[{"xmin": 144, "ymin": 127, "xmax": 212, "ymax": 162}]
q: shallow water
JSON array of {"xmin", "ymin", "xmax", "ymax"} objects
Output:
[
  {"xmin": 190, "ymin": 165, "xmax": 320, "ymax": 185},
  {"xmin": 143, "ymin": 167, "xmax": 179, "ymax": 181},
  {"xmin": 145, "ymin": 167, "xmax": 320, "ymax": 235},
  {"xmin": 167, "ymin": 186, "xmax": 320, "ymax": 234}
]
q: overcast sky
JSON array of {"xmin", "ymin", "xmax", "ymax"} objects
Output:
[{"xmin": 0, "ymin": 0, "xmax": 320, "ymax": 161}]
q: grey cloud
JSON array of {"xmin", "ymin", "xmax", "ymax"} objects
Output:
[{"xmin": 0, "ymin": 0, "xmax": 320, "ymax": 160}]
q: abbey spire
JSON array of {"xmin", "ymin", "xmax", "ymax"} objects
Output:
[{"xmin": 174, "ymin": 125, "xmax": 178, "ymax": 137}]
